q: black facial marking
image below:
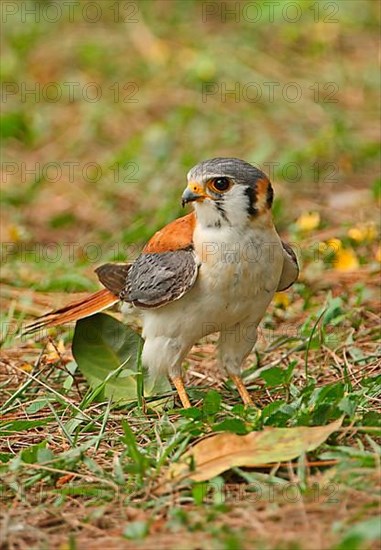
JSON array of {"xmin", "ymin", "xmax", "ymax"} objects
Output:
[
  {"xmin": 244, "ymin": 186, "xmax": 258, "ymax": 216},
  {"xmin": 214, "ymin": 199, "xmax": 230, "ymax": 224},
  {"xmin": 266, "ymin": 182, "xmax": 274, "ymax": 208}
]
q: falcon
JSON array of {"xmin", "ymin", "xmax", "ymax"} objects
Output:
[{"xmin": 26, "ymin": 158, "xmax": 299, "ymax": 408}]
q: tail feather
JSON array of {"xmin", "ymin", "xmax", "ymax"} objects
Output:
[{"xmin": 24, "ymin": 289, "xmax": 119, "ymax": 334}]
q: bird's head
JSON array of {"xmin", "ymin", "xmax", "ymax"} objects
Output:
[{"xmin": 182, "ymin": 158, "xmax": 273, "ymax": 228}]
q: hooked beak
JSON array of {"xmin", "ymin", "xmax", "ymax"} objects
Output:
[{"xmin": 181, "ymin": 182, "xmax": 206, "ymax": 207}]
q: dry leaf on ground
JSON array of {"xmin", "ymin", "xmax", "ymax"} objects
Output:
[{"xmin": 169, "ymin": 418, "xmax": 343, "ymax": 482}]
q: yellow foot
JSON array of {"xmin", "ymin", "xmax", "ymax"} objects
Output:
[
  {"xmin": 171, "ymin": 376, "xmax": 191, "ymax": 408},
  {"xmin": 230, "ymin": 373, "xmax": 254, "ymax": 406}
]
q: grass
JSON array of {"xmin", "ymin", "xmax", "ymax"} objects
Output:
[{"xmin": 1, "ymin": 1, "xmax": 380, "ymax": 549}]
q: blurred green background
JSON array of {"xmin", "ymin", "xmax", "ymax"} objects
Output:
[
  {"xmin": 1, "ymin": 6, "xmax": 380, "ymax": 546},
  {"xmin": 1, "ymin": 0, "xmax": 379, "ymax": 293}
]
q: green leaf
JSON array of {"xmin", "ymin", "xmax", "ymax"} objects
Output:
[
  {"xmin": 231, "ymin": 404, "xmax": 246, "ymax": 416},
  {"xmin": 309, "ymin": 383, "xmax": 345, "ymax": 407},
  {"xmin": 20, "ymin": 441, "xmax": 50, "ymax": 464},
  {"xmin": 262, "ymin": 400, "xmax": 286, "ymax": 418},
  {"xmin": 284, "ymin": 361, "xmax": 297, "ymax": 384},
  {"xmin": 37, "ymin": 446, "xmax": 54, "ymax": 463},
  {"xmin": 0, "ymin": 452, "xmax": 13, "ymax": 463},
  {"xmin": 72, "ymin": 313, "xmax": 170, "ymax": 402},
  {"xmin": 336, "ymin": 517, "xmax": 381, "ymax": 550},
  {"xmin": 338, "ymin": 396, "xmax": 357, "ymax": 417},
  {"xmin": 212, "ymin": 419, "xmax": 248, "ymax": 435},
  {"xmin": 362, "ymin": 411, "xmax": 381, "ymax": 427},
  {"xmin": 113, "ymin": 455, "xmax": 126, "ymax": 485},
  {"xmin": 0, "ymin": 111, "xmax": 32, "ymax": 142},
  {"xmin": 322, "ymin": 297, "xmax": 343, "ymax": 326},
  {"xmin": 192, "ymin": 482, "xmax": 207, "ymax": 505},
  {"xmin": 179, "ymin": 408, "xmax": 202, "ymax": 420},
  {"xmin": 25, "ymin": 399, "xmax": 50, "ymax": 414},
  {"xmin": 123, "ymin": 520, "xmax": 149, "ymax": 540},
  {"xmin": 121, "ymin": 420, "xmax": 148, "ymax": 476},
  {"xmin": 203, "ymin": 390, "xmax": 221, "ymax": 416},
  {"xmin": 0, "ymin": 418, "xmax": 53, "ymax": 434},
  {"xmin": 260, "ymin": 366, "xmax": 285, "ymax": 387},
  {"xmin": 361, "ymin": 375, "xmax": 381, "ymax": 390}
]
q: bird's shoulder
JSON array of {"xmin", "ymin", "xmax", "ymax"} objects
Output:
[{"xmin": 143, "ymin": 212, "xmax": 196, "ymax": 253}]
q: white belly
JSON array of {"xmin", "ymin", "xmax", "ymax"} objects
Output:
[{"xmin": 140, "ymin": 224, "xmax": 283, "ymax": 344}]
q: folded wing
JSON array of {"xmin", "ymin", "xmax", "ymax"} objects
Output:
[
  {"xmin": 276, "ymin": 241, "xmax": 299, "ymax": 291},
  {"xmin": 96, "ymin": 212, "xmax": 199, "ymax": 308}
]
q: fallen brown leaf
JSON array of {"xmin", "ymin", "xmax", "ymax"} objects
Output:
[{"xmin": 168, "ymin": 418, "xmax": 343, "ymax": 482}]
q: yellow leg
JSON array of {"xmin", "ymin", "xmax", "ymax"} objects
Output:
[
  {"xmin": 171, "ymin": 376, "xmax": 191, "ymax": 408},
  {"xmin": 230, "ymin": 373, "xmax": 254, "ymax": 406}
]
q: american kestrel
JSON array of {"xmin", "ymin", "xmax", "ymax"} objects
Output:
[{"xmin": 26, "ymin": 158, "xmax": 299, "ymax": 408}]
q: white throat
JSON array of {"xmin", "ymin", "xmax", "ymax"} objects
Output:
[{"xmin": 193, "ymin": 185, "xmax": 251, "ymax": 230}]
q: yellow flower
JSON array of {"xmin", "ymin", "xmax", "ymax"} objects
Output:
[
  {"xmin": 326, "ymin": 238, "xmax": 342, "ymax": 250},
  {"xmin": 318, "ymin": 239, "xmax": 342, "ymax": 261},
  {"xmin": 8, "ymin": 224, "xmax": 25, "ymax": 243},
  {"xmin": 348, "ymin": 223, "xmax": 377, "ymax": 242},
  {"xmin": 20, "ymin": 362, "xmax": 33, "ymax": 372},
  {"xmin": 334, "ymin": 248, "xmax": 359, "ymax": 271},
  {"xmin": 296, "ymin": 211, "xmax": 320, "ymax": 232},
  {"xmin": 273, "ymin": 293, "xmax": 290, "ymax": 308}
]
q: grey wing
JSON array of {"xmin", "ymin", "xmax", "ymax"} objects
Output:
[
  {"xmin": 123, "ymin": 248, "xmax": 199, "ymax": 308},
  {"xmin": 95, "ymin": 263, "xmax": 131, "ymax": 295},
  {"xmin": 276, "ymin": 241, "xmax": 299, "ymax": 291}
]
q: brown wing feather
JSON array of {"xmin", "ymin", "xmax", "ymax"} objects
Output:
[
  {"xmin": 24, "ymin": 289, "xmax": 118, "ymax": 334},
  {"xmin": 143, "ymin": 212, "xmax": 195, "ymax": 253},
  {"xmin": 95, "ymin": 263, "xmax": 131, "ymax": 295}
]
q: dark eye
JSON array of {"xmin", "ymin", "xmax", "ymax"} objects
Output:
[{"xmin": 210, "ymin": 177, "xmax": 231, "ymax": 193}]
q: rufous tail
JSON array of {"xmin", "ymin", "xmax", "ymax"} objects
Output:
[{"xmin": 24, "ymin": 289, "xmax": 119, "ymax": 334}]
